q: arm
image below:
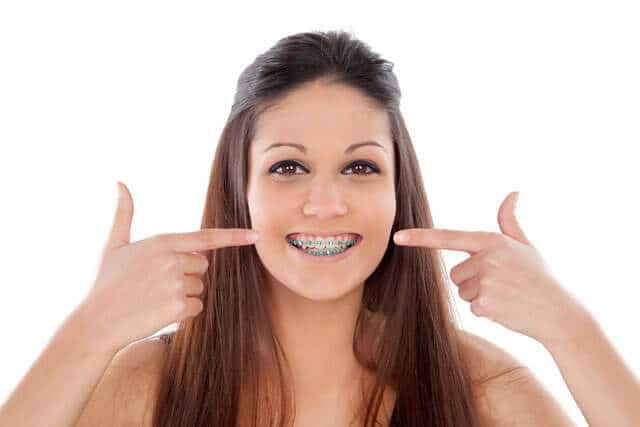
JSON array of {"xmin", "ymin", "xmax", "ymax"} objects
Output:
[
  {"xmin": 475, "ymin": 366, "xmax": 576, "ymax": 426},
  {"xmin": 74, "ymin": 336, "xmax": 168, "ymax": 426},
  {"xmin": 458, "ymin": 330, "xmax": 575, "ymax": 426},
  {"xmin": 542, "ymin": 309, "xmax": 640, "ymax": 427},
  {"xmin": 0, "ymin": 306, "xmax": 118, "ymax": 427}
]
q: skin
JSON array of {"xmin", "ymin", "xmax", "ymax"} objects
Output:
[
  {"xmin": 392, "ymin": 192, "xmax": 587, "ymax": 347},
  {"xmin": 392, "ymin": 193, "xmax": 640, "ymax": 425},
  {"xmin": 245, "ymin": 78, "xmax": 397, "ymax": 419},
  {"xmin": 32, "ymin": 80, "xmax": 637, "ymax": 427}
]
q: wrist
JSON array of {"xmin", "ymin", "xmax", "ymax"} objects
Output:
[
  {"xmin": 541, "ymin": 304, "xmax": 598, "ymax": 355},
  {"xmin": 55, "ymin": 304, "xmax": 120, "ymax": 360}
]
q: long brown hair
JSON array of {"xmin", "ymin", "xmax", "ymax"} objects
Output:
[{"xmin": 151, "ymin": 30, "xmax": 480, "ymax": 426}]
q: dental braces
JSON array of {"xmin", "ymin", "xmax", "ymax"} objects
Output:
[{"xmin": 287, "ymin": 238, "xmax": 358, "ymax": 251}]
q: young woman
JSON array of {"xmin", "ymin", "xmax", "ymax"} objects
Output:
[{"xmin": 2, "ymin": 30, "xmax": 638, "ymax": 427}]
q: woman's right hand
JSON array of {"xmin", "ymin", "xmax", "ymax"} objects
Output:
[{"xmin": 73, "ymin": 181, "xmax": 260, "ymax": 355}]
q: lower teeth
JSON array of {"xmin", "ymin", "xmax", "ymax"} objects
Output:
[
  {"xmin": 289, "ymin": 240, "xmax": 356, "ymax": 256},
  {"xmin": 304, "ymin": 248, "xmax": 346, "ymax": 256}
]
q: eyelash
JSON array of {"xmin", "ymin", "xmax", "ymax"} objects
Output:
[{"xmin": 269, "ymin": 159, "xmax": 381, "ymax": 177}]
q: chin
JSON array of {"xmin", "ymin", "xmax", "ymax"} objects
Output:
[
  {"xmin": 254, "ymin": 236, "xmax": 384, "ymax": 303},
  {"xmin": 278, "ymin": 278, "xmax": 364, "ymax": 303}
]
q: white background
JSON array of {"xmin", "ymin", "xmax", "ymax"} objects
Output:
[{"xmin": 1, "ymin": 1, "xmax": 638, "ymax": 425}]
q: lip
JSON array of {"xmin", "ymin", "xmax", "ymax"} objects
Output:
[
  {"xmin": 285, "ymin": 235, "xmax": 363, "ymax": 263},
  {"xmin": 285, "ymin": 231, "xmax": 361, "ymax": 238}
]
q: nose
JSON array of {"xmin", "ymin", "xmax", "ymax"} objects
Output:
[{"xmin": 302, "ymin": 177, "xmax": 348, "ymax": 219}]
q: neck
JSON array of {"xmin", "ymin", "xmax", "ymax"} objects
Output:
[
  {"xmin": 261, "ymin": 282, "xmax": 397, "ymax": 424},
  {"xmin": 267, "ymin": 281, "xmax": 366, "ymax": 400}
]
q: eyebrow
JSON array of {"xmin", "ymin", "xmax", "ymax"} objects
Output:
[{"xmin": 262, "ymin": 141, "xmax": 387, "ymax": 154}]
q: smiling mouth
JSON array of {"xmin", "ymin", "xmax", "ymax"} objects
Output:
[{"xmin": 285, "ymin": 235, "xmax": 362, "ymax": 257}]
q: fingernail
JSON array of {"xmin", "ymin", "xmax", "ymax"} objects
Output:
[{"xmin": 394, "ymin": 232, "xmax": 408, "ymax": 244}]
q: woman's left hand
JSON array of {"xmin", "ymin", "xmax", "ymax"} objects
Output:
[{"xmin": 393, "ymin": 191, "xmax": 588, "ymax": 346}]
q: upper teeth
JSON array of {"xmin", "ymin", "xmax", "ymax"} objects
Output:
[{"xmin": 287, "ymin": 233, "xmax": 358, "ymax": 250}]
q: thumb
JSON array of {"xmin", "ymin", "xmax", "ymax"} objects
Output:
[
  {"xmin": 497, "ymin": 190, "xmax": 533, "ymax": 246},
  {"xmin": 104, "ymin": 181, "xmax": 134, "ymax": 251}
]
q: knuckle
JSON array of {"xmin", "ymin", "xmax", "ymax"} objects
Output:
[
  {"xmin": 478, "ymin": 274, "xmax": 493, "ymax": 287},
  {"xmin": 483, "ymin": 253, "xmax": 501, "ymax": 268},
  {"xmin": 175, "ymin": 275, "xmax": 204, "ymax": 295},
  {"xmin": 449, "ymin": 267, "xmax": 460, "ymax": 283},
  {"xmin": 176, "ymin": 297, "xmax": 203, "ymax": 319},
  {"xmin": 458, "ymin": 283, "xmax": 468, "ymax": 299},
  {"xmin": 171, "ymin": 276, "xmax": 187, "ymax": 292},
  {"xmin": 197, "ymin": 253, "xmax": 210, "ymax": 270},
  {"xmin": 171, "ymin": 299, "xmax": 186, "ymax": 315},
  {"xmin": 195, "ymin": 280, "xmax": 205, "ymax": 294},
  {"xmin": 161, "ymin": 254, "xmax": 181, "ymax": 273},
  {"xmin": 185, "ymin": 276, "xmax": 203, "ymax": 294},
  {"xmin": 459, "ymin": 281, "xmax": 476, "ymax": 300},
  {"xmin": 471, "ymin": 296, "xmax": 488, "ymax": 316},
  {"xmin": 190, "ymin": 298, "xmax": 204, "ymax": 314}
]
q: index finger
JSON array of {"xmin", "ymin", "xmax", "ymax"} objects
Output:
[
  {"xmin": 159, "ymin": 228, "xmax": 259, "ymax": 253},
  {"xmin": 395, "ymin": 228, "xmax": 493, "ymax": 254}
]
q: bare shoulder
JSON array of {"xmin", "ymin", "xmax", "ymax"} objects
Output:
[
  {"xmin": 456, "ymin": 329, "xmax": 574, "ymax": 426},
  {"xmin": 75, "ymin": 337, "xmax": 168, "ymax": 427},
  {"xmin": 455, "ymin": 329, "xmax": 525, "ymax": 384}
]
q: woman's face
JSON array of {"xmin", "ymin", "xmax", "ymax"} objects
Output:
[{"xmin": 246, "ymin": 80, "xmax": 396, "ymax": 302}]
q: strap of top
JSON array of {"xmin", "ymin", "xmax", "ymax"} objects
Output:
[{"xmin": 157, "ymin": 332, "xmax": 174, "ymax": 346}]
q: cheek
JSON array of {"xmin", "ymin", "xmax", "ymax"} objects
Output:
[
  {"xmin": 361, "ymin": 188, "xmax": 396, "ymax": 245},
  {"xmin": 247, "ymin": 182, "xmax": 295, "ymax": 231}
]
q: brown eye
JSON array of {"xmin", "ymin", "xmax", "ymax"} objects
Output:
[
  {"xmin": 269, "ymin": 160, "xmax": 380, "ymax": 177},
  {"xmin": 344, "ymin": 161, "xmax": 379, "ymax": 176},
  {"xmin": 270, "ymin": 160, "xmax": 306, "ymax": 176}
]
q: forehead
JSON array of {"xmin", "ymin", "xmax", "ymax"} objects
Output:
[{"xmin": 251, "ymin": 81, "xmax": 392, "ymax": 152}]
